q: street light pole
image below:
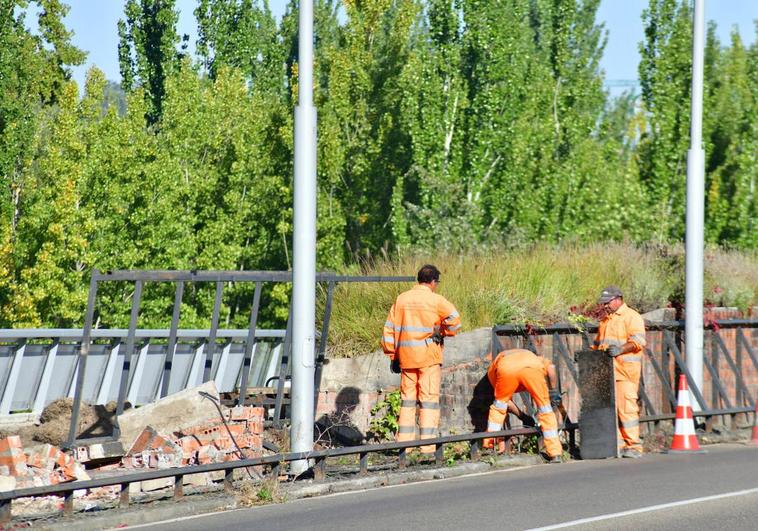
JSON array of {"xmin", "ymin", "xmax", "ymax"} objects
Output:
[
  {"xmin": 685, "ymin": 0, "xmax": 705, "ymax": 409},
  {"xmin": 291, "ymin": 0, "xmax": 317, "ymax": 474}
]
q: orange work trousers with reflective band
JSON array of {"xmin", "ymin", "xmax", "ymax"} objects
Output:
[
  {"xmin": 396, "ymin": 364, "xmax": 441, "ymax": 454},
  {"xmin": 616, "ymin": 356, "xmax": 642, "ymax": 451},
  {"xmin": 485, "ymin": 366, "xmax": 561, "ymax": 458}
]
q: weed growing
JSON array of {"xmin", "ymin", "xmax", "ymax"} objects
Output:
[{"xmin": 325, "ymin": 243, "xmax": 756, "ymax": 357}]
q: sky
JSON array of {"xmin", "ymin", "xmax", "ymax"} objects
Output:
[{"xmin": 60, "ymin": 0, "xmax": 758, "ymax": 92}]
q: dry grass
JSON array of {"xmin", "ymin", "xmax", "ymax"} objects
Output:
[{"xmin": 325, "ymin": 243, "xmax": 757, "ymax": 358}]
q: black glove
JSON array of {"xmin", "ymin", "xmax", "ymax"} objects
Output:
[
  {"xmin": 390, "ymin": 357, "xmax": 401, "ymax": 374},
  {"xmin": 519, "ymin": 413, "xmax": 537, "ymax": 428},
  {"xmin": 606, "ymin": 345, "xmax": 622, "ymax": 357},
  {"xmin": 431, "ymin": 331, "xmax": 444, "ymax": 346},
  {"xmin": 549, "ymin": 389, "xmax": 562, "ymax": 408}
]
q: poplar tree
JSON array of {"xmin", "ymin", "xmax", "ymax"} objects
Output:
[
  {"xmin": 637, "ymin": 0, "xmax": 693, "ymax": 240},
  {"xmin": 118, "ymin": 0, "xmax": 183, "ymax": 124}
]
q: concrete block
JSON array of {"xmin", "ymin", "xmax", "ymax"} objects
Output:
[
  {"xmin": 117, "ymin": 381, "xmax": 221, "ymax": 447},
  {"xmin": 139, "ymin": 477, "xmax": 174, "ymax": 492},
  {"xmin": 182, "ymin": 472, "xmax": 213, "ymax": 487},
  {"xmin": 88, "ymin": 441, "xmax": 125, "ymax": 461},
  {"xmin": 0, "ymin": 475, "xmax": 16, "ymax": 492}
]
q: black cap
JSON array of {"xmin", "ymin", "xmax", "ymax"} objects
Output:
[{"xmin": 598, "ymin": 286, "xmax": 623, "ymax": 304}]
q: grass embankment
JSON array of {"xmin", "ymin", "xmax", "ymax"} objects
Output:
[{"xmin": 325, "ymin": 243, "xmax": 757, "ymax": 358}]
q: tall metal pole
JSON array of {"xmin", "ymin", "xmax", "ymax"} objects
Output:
[
  {"xmin": 291, "ymin": 0, "xmax": 317, "ymax": 474},
  {"xmin": 685, "ymin": 0, "xmax": 705, "ymax": 409}
]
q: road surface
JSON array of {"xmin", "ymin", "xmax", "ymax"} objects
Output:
[{"xmin": 135, "ymin": 444, "xmax": 758, "ymax": 531}]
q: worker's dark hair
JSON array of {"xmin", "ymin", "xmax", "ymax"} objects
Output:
[{"xmin": 417, "ymin": 264, "xmax": 441, "ymax": 284}]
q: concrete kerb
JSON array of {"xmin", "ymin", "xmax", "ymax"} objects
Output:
[{"xmin": 26, "ymin": 454, "xmax": 544, "ymax": 530}]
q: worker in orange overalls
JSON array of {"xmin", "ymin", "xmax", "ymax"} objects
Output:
[
  {"xmin": 483, "ymin": 348, "xmax": 563, "ymax": 462},
  {"xmin": 381, "ymin": 264, "xmax": 461, "ymax": 453},
  {"xmin": 593, "ymin": 285, "xmax": 647, "ymax": 459}
]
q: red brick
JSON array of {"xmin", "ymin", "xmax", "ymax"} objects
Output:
[
  {"xmin": 247, "ymin": 419, "xmax": 264, "ymax": 434},
  {"xmin": 196, "ymin": 445, "xmax": 220, "ymax": 465},
  {"xmin": 0, "ymin": 436, "xmax": 22, "ymax": 453},
  {"xmin": 176, "ymin": 436, "xmax": 201, "ymax": 456},
  {"xmin": 229, "ymin": 406, "xmax": 264, "ymax": 422},
  {"xmin": 0, "ymin": 448, "xmax": 28, "ymax": 475},
  {"xmin": 127, "ymin": 426, "xmax": 158, "ymax": 455}
]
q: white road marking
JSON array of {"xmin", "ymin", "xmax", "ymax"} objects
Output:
[{"xmin": 527, "ymin": 487, "xmax": 758, "ymax": 530}]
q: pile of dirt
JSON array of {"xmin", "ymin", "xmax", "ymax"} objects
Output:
[{"xmin": 0, "ymin": 399, "xmax": 120, "ymax": 447}]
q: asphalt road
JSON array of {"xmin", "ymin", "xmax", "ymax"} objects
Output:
[{"xmin": 136, "ymin": 444, "xmax": 758, "ymax": 531}]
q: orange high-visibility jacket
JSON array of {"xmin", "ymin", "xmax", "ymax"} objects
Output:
[
  {"xmin": 593, "ymin": 303, "xmax": 646, "ymax": 380},
  {"xmin": 382, "ymin": 284, "xmax": 461, "ymax": 369}
]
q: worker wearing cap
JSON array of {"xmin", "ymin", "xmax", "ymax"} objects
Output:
[
  {"xmin": 381, "ymin": 264, "xmax": 461, "ymax": 453},
  {"xmin": 482, "ymin": 348, "xmax": 563, "ymax": 462},
  {"xmin": 593, "ymin": 286, "xmax": 646, "ymax": 458}
]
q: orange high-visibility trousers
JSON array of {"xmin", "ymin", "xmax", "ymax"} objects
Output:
[
  {"xmin": 616, "ymin": 362, "xmax": 642, "ymax": 451},
  {"xmin": 396, "ymin": 364, "xmax": 441, "ymax": 454},
  {"xmin": 484, "ymin": 353, "xmax": 561, "ymax": 458}
]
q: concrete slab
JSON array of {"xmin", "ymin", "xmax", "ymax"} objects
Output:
[{"xmin": 117, "ymin": 381, "xmax": 220, "ymax": 447}]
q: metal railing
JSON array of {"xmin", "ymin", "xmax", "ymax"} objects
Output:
[
  {"xmin": 0, "ymin": 329, "xmax": 287, "ymax": 418},
  {"xmin": 65, "ymin": 270, "xmax": 414, "ymax": 447},
  {"xmin": 492, "ymin": 319, "xmax": 758, "ymax": 428},
  {"xmin": 1, "ymin": 318, "xmax": 756, "ymax": 524},
  {"xmin": 2, "ymin": 400, "xmax": 756, "ymax": 525}
]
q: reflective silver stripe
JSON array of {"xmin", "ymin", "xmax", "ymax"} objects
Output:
[
  {"xmin": 419, "ymin": 427, "xmax": 437, "ymax": 435},
  {"xmin": 621, "ymin": 419, "xmax": 639, "ymax": 429},
  {"xmin": 622, "ymin": 355, "xmax": 642, "ymax": 363},
  {"xmin": 601, "ymin": 338, "xmax": 625, "ymax": 347},
  {"xmin": 385, "ymin": 321, "xmax": 396, "ymax": 329},
  {"xmin": 448, "ymin": 324, "xmax": 462, "ymax": 332},
  {"xmin": 444, "ymin": 311, "xmax": 460, "ymax": 320},
  {"xmin": 492, "ymin": 399, "xmax": 508, "ymax": 410},
  {"xmin": 538, "ymin": 405, "xmax": 553, "ymax": 414},
  {"xmin": 398, "ymin": 339, "xmax": 428, "ymax": 347},
  {"xmin": 487, "ymin": 422, "xmax": 502, "ymax": 431},
  {"xmin": 419, "ymin": 401, "xmax": 439, "ymax": 410},
  {"xmin": 399, "ymin": 325, "xmax": 434, "ymax": 333},
  {"xmin": 631, "ymin": 333, "xmax": 647, "ymax": 346},
  {"xmin": 382, "ymin": 335, "xmax": 395, "ymax": 344},
  {"xmin": 397, "ymin": 426, "xmax": 415, "ymax": 434},
  {"xmin": 542, "ymin": 429, "xmax": 559, "ymax": 438},
  {"xmin": 400, "ymin": 400, "xmax": 417, "ymax": 408}
]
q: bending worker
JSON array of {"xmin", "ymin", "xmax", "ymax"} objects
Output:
[
  {"xmin": 593, "ymin": 286, "xmax": 646, "ymax": 459},
  {"xmin": 381, "ymin": 264, "xmax": 461, "ymax": 453},
  {"xmin": 483, "ymin": 348, "xmax": 562, "ymax": 463}
]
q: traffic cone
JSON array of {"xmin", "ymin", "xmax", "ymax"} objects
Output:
[
  {"xmin": 668, "ymin": 375, "xmax": 704, "ymax": 453},
  {"xmin": 749, "ymin": 400, "xmax": 758, "ymax": 446}
]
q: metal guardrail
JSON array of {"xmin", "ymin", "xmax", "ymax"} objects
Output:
[
  {"xmin": 2, "ymin": 401, "xmax": 757, "ymax": 524},
  {"xmin": 0, "ymin": 329, "xmax": 287, "ymax": 417},
  {"xmin": 65, "ymin": 270, "xmax": 415, "ymax": 448}
]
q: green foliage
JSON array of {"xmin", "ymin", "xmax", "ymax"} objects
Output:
[
  {"xmin": 443, "ymin": 440, "xmax": 470, "ymax": 466},
  {"xmin": 118, "ymin": 0, "xmax": 183, "ymax": 123},
  {"xmin": 326, "ymin": 243, "xmax": 757, "ymax": 357},
  {"xmin": 369, "ymin": 390, "xmax": 401, "ymax": 441},
  {"xmin": 0, "ymin": 0, "xmax": 755, "ymax": 330}
]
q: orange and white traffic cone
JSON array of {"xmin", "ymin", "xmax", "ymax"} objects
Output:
[
  {"xmin": 749, "ymin": 400, "xmax": 758, "ymax": 446},
  {"xmin": 668, "ymin": 375, "xmax": 704, "ymax": 453}
]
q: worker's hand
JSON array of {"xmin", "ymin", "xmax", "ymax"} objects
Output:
[
  {"xmin": 549, "ymin": 389, "xmax": 562, "ymax": 408},
  {"xmin": 606, "ymin": 345, "xmax": 622, "ymax": 357},
  {"xmin": 390, "ymin": 357, "xmax": 401, "ymax": 374},
  {"xmin": 519, "ymin": 413, "xmax": 537, "ymax": 428},
  {"xmin": 430, "ymin": 327, "xmax": 444, "ymax": 346}
]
